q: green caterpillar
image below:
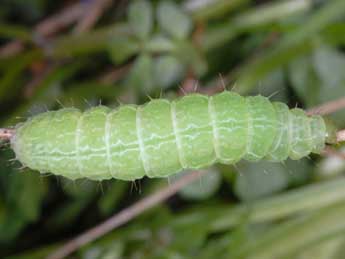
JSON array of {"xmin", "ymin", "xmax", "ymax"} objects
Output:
[{"xmin": 11, "ymin": 91, "xmax": 330, "ymax": 181}]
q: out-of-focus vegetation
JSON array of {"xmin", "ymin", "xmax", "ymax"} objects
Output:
[{"xmin": 1, "ymin": 0, "xmax": 345, "ymax": 258}]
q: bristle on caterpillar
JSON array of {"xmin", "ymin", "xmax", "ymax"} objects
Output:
[{"xmin": 10, "ymin": 91, "xmax": 329, "ymax": 181}]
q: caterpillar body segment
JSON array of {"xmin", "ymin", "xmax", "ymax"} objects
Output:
[{"xmin": 11, "ymin": 91, "xmax": 327, "ymax": 181}]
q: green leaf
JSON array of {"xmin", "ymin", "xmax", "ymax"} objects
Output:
[
  {"xmin": 252, "ymin": 69, "xmax": 288, "ymax": 102},
  {"xmin": 128, "ymin": 0, "xmax": 153, "ymax": 40},
  {"xmin": 128, "ymin": 54, "xmax": 154, "ymax": 93},
  {"xmin": 316, "ymin": 147, "xmax": 345, "ymax": 179},
  {"xmin": 81, "ymin": 240, "xmax": 124, "ymax": 259},
  {"xmin": 294, "ymin": 235, "xmax": 345, "ymax": 259},
  {"xmin": 174, "ymin": 168, "xmax": 221, "ymax": 200},
  {"xmin": 234, "ymin": 161, "xmax": 289, "ymax": 201},
  {"xmin": 0, "ymin": 214, "xmax": 27, "ymax": 243},
  {"xmin": 284, "ymin": 159, "xmax": 312, "ymax": 187},
  {"xmin": 98, "ymin": 181, "xmax": 128, "ymax": 216},
  {"xmin": 108, "ymin": 36, "xmax": 140, "ymax": 64},
  {"xmin": 234, "ymin": 0, "xmax": 345, "ymax": 94},
  {"xmin": 288, "ymin": 55, "xmax": 321, "ymax": 107},
  {"xmin": 0, "ymin": 150, "xmax": 46, "ymax": 242},
  {"xmin": 169, "ymin": 219, "xmax": 209, "ymax": 254},
  {"xmin": 9, "ymin": 172, "xmax": 46, "ymax": 221},
  {"xmin": 153, "ymin": 55, "xmax": 184, "ymax": 89},
  {"xmin": 174, "ymin": 41, "xmax": 208, "ymax": 76},
  {"xmin": 289, "ymin": 45, "xmax": 345, "ymax": 125},
  {"xmin": 145, "ymin": 35, "xmax": 175, "ymax": 53},
  {"xmin": 157, "ymin": 1, "xmax": 192, "ymax": 39},
  {"xmin": 232, "ymin": 202, "xmax": 345, "ymax": 259},
  {"xmin": 312, "ymin": 46, "xmax": 345, "ymax": 124},
  {"xmin": 45, "ymin": 200, "xmax": 89, "ymax": 231},
  {"xmin": 61, "ymin": 178, "xmax": 98, "ymax": 199}
]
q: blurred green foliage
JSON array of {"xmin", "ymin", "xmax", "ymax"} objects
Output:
[{"xmin": 1, "ymin": 0, "xmax": 345, "ymax": 258}]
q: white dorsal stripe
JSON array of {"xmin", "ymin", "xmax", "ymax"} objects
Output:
[
  {"xmin": 75, "ymin": 113, "xmax": 84, "ymax": 177},
  {"xmin": 208, "ymin": 96, "xmax": 221, "ymax": 160},
  {"xmin": 135, "ymin": 107, "xmax": 150, "ymax": 175},
  {"xmin": 170, "ymin": 102, "xmax": 187, "ymax": 168}
]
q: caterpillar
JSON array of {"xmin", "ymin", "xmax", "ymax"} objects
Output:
[{"xmin": 10, "ymin": 91, "xmax": 331, "ymax": 181}]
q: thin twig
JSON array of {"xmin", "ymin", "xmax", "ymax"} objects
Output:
[
  {"xmin": 0, "ymin": 128, "xmax": 15, "ymax": 140},
  {"xmin": 24, "ymin": 62, "xmax": 58, "ymax": 98},
  {"xmin": 47, "ymin": 170, "xmax": 207, "ymax": 259},
  {"xmin": 73, "ymin": 0, "xmax": 113, "ymax": 34},
  {"xmin": 21, "ymin": 0, "xmax": 111, "ymax": 98},
  {"xmin": 0, "ymin": 41, "xmax": 24, "ymax": 57},
  {"xmin": 35, "ymin": 3, "xmax": 86, "ymax": 37},
  {"xmin": 0, "ymin": 2, "xmax": 86, "ymax": 58},
  {"xmin": 337, "ymin": 129, "xmax": 345, "ymax": 143},
  {"xmin": 178, "ymin": 22, "xmax": 205, "ymax": 95},
  {"xmin": 179, "ymin": 70, "xmax": 198, "ymax": 95},
  {"xmin": 321, "ymin": 146, "xmax": 345, "ymax": 160},
  {"xmin": 99, "ymin": 63, "xmax": 132, "ymax": 84},
  {"xmin": 306, "ymin": 97, "xmax": 345, "ymax": 116}
]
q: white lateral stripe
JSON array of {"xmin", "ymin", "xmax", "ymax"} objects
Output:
[
  {"xmin": 246, "ymin": 99, "xmax": 252, "ymax": 156},
  {"xmin": 170, "ymin": 102, "xmax": 186, "ymax": 168},
  {"xmin": 287, "ymin": 110, "xmax": 293, "ymax": 157},
  {"xmin": 45, "ymin": 112, "xmax": 54, "ymax": 173},
  {"xmin": 208, "ymin": 97, "xmax": 221, "ymax": 160},
  {"xmin": 104, "ymin": 112, "xmax": 114, "ymax": 178},
  {"xmin": 306, "ymin": 117, "xmax": 313, "ymax": 150},
  {"xmin": 135, "ymin": 107, "xmax": 150, "ymax": 175},
  {"xmin": 75, "ymin": 113, "xmax": 84, "ymax": 177}
]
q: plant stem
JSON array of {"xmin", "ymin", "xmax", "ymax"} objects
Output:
[
  {"xmin": 307, "ymin": 97, "xmax": 345, "ymax": 116},
  {"xmin": 186, "ymin": 0, "xmax": 251, "ymax": 21},
  {"xmin": 0, "ymin": 129, "xmax": 15, "ymax": 141},
  {"xmin": 336, "ymin": 130, "xmax": 345, "ymax": 143}
]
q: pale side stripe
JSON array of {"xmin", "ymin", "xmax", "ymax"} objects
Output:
[
  {"xmin": 287, "ymin": 110, "xmax": 293, "ymax": 157},
  {"xmin": 265, "ymin": 105, "xmax": 279, "ymax": 159},
  {"xmin": 45, "ymin": 112, "xmax": 54, "ymax": 173},
  {"xmin": 208, "ymin": 96, "xmax": 221, "ymax": 161},
  {"xmin": 270, "ymin": 122, "xmax": 284, "ymax": 160},
  {"xmin": 246, "ymin": 99, "xmax": 253, "ymax": 158},
  {"xmin": 306, "ymin": 117, "xmax": 313, "ymax": 151},
  {"xmin": 135, "ymin": 107, "xmax": 150, "ymax": 175},
  {"xmin": 170, "ymin": 102, "xmax": 187, "ymax": 168},
  {"xmin": 75, "ymin": 113, "xmax": 84, "ymax": 177},
  {"xmin": 104, "ymin": 112, "xmax": 114, "ymax": 178}
]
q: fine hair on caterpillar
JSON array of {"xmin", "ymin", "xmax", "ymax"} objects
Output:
[{"xmin": 9, "ymin": 91, "xmax": 333, "ymax": 181}]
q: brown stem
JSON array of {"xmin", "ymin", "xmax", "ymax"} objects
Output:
[
  {"xmin": 47, "ymin": 170, "xmax": 207, "ymax": 259},
  {"xmin": 98, "ymin": 63, "xmax": 132, "ymax": 84},
  {"xmin": 321, "ymin": 146, "xmax": 345, "ymax": 160},
  {"xmin": 73, "ymin": 0, "xmax": 112, "ymax": 34},
  {"xmin": 0, "ymin": 2, "xmax": 86, "ymax": 58},
  {"xmin": 0, "ymin": 41, "xmax": 24, "ymax": 58},
  {"xmin": 24, "ymin": 62, "xmax": 58, "ymax": 98},
  {"xmin": 35, "ymin": 3, "xmax": 86, "ymax": 37},
  {"xmin": 0, "ymin": 128, "xmax": 15, "ymax": 141},
  {"xmin": 306, "ymin": 97, "xmax": 345, "ymax": 116},
  {"xmin": 336, "ymin": 129, "xmax": 345, "ymax": 143}
]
